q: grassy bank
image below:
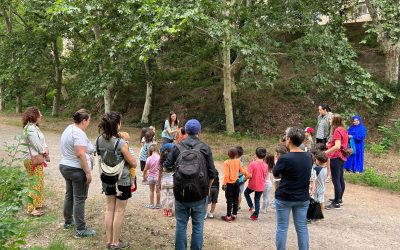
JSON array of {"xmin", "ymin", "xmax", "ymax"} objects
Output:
[{"xmin": 345, "ymin": 168, "xmax": 400, "ymax": 192}]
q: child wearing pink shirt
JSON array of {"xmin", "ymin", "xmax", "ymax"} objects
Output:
[
  {"xmin": 143, "ymin": 145, "xmax": 161, "ymax": 209},
  {"xmin": 244, "ymin": 147, "xmax": 268, "ymax": 221}
]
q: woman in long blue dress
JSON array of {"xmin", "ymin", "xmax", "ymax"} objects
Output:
[{"xmin": 344, "ymin": 116, "xmax": 367, "ymax": 173}]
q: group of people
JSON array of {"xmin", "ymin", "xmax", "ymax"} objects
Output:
[{"xmin": 20, "ymin": 104, "xmax": 367, "ymax": 250}]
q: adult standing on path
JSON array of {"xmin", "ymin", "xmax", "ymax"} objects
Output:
[
  {"xmin": 161, "ymin": 111, "xmax": 179, "ymax": 145},
  {"xmin": 97, "ymin": 112, "xmax": 137, "ymax": 250},
  {"xmin": 22, "ymin": 106, "xmax": 50, "ymax": 217},
  {"xmin": 273, "ymin": 127, "xmax": 312, "ymax": 250},
  {"xmin": 325, "ymin": 114, "xmax": 349, "ymax": 210},
  {"xmin": 316, "ymin": 104, "xmax": 331, "ymax": 146},
  {"xmin": 163, "ymin": 119, "xmax": 217, "ymax": 250},
  {"xmin": 59, "ymin": 109, "xmax": 96, "ymax": 238},
  {"xmin": 344, "ymin": 116, "xmax": 367, "ymax": 173}
]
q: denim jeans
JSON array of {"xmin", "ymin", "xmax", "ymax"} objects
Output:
[
  {"xmin": 275, "ymin": 199, "xmax": 310, "ymax": 250},
  {"xmin": 330, "ymin": 157, "xmax": 345, "ymax": 203},
  {"xmin": 244, "ymin": 187, "xmax": 263, "ymax": 217},
  {"xmin": 59, "ymin": 164, "xmax": 89, "ymax": 230},
  {"xmin": 175, "ymin": 197, "xmax": 207, "ymax": 250}
]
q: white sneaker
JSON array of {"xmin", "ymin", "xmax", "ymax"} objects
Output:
[{"xmin": 208, "ymin": 212, "xmax": 214, "ymax": 219}]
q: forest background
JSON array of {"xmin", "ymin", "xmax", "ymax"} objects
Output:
[
  {"xmin": 0, "ymin": 0, "xmax": 399, "ymax": 136},
  {"xmin": 1, "ymin": 1, "xmax": 400, "ymax": 249}
]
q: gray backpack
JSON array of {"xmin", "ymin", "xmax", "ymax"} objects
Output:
[{"xmin": 95, "ymin": 136, "xmax": 124, "ymax": 185}]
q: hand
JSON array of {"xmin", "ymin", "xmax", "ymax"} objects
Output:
[
  {"xmin": 131, "ymin": 181, "xmax": 136, "ymax": 190},
  {"xmin": 44, "ymin": 148, "xmax": 49, "ymax": 156},
  {"xmin": 45, "ymin": 155, "xmax": 51, "ymax": 162},
  {"xmin": 349, "ymin": 135, "xmax": 353, "ymax": 138},
  {"xmin": 85, "ymin": 173, "xmax": 92, "ymax": 185},
  {"xmin": 222, "ymin": 185, "xmax": 226, "ymax": 191},
  {"xmin": 157, "ymin": 184, "xmax": 161, "ymax": 190}
]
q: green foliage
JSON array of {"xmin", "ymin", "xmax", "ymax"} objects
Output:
[
  {"xmin": 378, "ymin": 119, "xmax": 400, "ymax": 151},
  {"xmin": 345, "ymin": 168, "xmax": 400, "ymax": 192},
  {"xmin": 0, "ymin": 135, "xmax": 34, "ymax": 249},
  {"xmin": 366, "ymin": 142, "xmax": 386, "ymax": 157}
]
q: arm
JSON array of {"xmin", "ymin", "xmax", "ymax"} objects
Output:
[
  {"xmin": 223, "ymin": 162, "xmax": 229, "ymax": 186},
  {"xmin": 273, "ymin": 158, "xmax": 284, "ymax": 178},
  {"xmin": 121, "ymin": 143, "xmax": 137, "ymax": 169},
  {"xmin": 143, "ymin": 164, "xmax": 149, "ymax": 181},
  {"xmin": 27, "ymin": 126, "xmax": 46, "ymax": 154},
  {"xmin": 325, "ymin": 139, "xmax": 341, "ymax": 155},
  {"xmin": 75, "ymin": 146, "xmax": 91, "ymax": 184},
  {"xmin": 310, "ymin": 179, "xmax": 316, "ymax": 195},
  {"xmin": 352, "ymin": 127, "xmax": 367, "ymax": 141}
]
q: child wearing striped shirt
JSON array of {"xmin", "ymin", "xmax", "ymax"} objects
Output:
[{"xmin": 312, "ymin": 150, "xmax": 328, "ymax": 219}]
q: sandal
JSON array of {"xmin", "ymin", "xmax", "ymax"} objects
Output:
[
  {"xmin": 29, "ymin": 209, "xmax": 44, "ymax": 217},
  {"xmin": 154, "ymin": 204, "xmax": 161, "ymax": 209},
  {"xmin": 145, "ymin": 204, "xmax": 154, "ymax": 209}
]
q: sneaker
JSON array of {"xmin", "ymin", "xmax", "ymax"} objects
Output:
[
  {"xmin": 250, "ymin": 214, "xmax": 258, "ymax": 221},
  {"xmin": 154, "ymin": 204, "xmax": 161, "ymax": 209},
  {"xmin": 208, "ymin": 213, "xmax": 214, "ymax": 219},
  {"xmin": 75, "ymin": 227, "xmax": 96, "ymax": 238},
  {"xmin": 325, "ymin": 202, "xmax": 342, "ymax": 210},
  {"xmin": 110, "ymin": 240, "xmax": 129, "ymax": 250},
  {"xmin": 63, "ymin": 221, "xmax": 75, "ymax": 230},
  {"xmin": 221, "ymin": 215, "xmax": 232, "ymax": 222},
  {"xmin": 249, "ymin": 208, "xmax": 255, "ymax": 213},
  {"xmin": 231, "ymin": 214, "xmax": 237, "ymax": 220},
  {"xmin": 328, "ymin": 199, "xmax": 343, "ymax": 205}
]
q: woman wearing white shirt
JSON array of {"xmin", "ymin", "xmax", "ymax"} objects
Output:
[
  {"xmin": 59, "ymin": 109, "xmax": 95, "ymax": 238},
  {"xmin": 23, "ymin": 107, "xmax": 50, "ymax": 216}
]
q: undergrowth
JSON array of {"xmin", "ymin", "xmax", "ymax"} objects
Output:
[{"xmin": 345, "ymin": 168, "xmax": 400, "ymax": 192}]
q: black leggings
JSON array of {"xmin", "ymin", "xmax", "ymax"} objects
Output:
[{"xmin": 330, "ymin": 157, "xmax": 345, "ymax": 203}]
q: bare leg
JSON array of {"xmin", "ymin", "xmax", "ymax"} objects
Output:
[
  {"xmin": 111, "ymin": 199, "xmax": 128, "ymax": 245},
  {"xmin": 210, "ymin": 203, "xmax": 216, "ymax": 213},
  {"xmin": 156, "ymin": 185, "xmax": 161, "ymax": 205},
  {"xmin": 149, "ymin": 184, "xmax": 155, "ymax": 206},
  {"xmin": 105, "ymin": 196, "xmax": 116, "ymax": 244}
]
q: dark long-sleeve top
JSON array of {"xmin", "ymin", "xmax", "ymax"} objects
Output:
[{"xmin": 163, "ymin": 135, "xmax": 218, "ymax": 181}]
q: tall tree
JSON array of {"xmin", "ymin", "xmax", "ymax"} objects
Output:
[{"xmin": 365, "ymin": 0, "xmax": 400, "ymax": 87}]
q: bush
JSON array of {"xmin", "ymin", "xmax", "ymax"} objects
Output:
[
  {"xmin": 345, "ymin": 168, "xmax": 400, "ymax": 192},
  {"xmin": 0, "ymin": 136, "xmax": 34, "ymax": 249}
]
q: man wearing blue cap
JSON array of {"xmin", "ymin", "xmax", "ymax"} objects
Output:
[{"xmin": 163, "ymin": 119, "xmax": 217, "ymax": 250}]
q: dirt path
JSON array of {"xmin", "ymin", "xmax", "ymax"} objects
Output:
[{"xmin": 2, "ymin": 123, "xmax": 400, "ymax": 250}]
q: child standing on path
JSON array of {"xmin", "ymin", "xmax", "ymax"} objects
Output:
[
  {"xmin": 262, "ymin": 152, "xmax": 275, "ymax": 213},
  {"xmin": 139, "ymin": 130, "xmax": 155, "ymax": 172},
  {"xmin": 236, "ymin": 146, "xmax": 246, "ymax": 211},
  {"xmin": 313, "ymin": 150, "xmax": 328, "ymax": 218},
  {"xmin": 244, "ymin": 147, "xmax": 268, "ymax": 220},
  {"xmin": 206, "ymin": 172, "xmax": 220, "ymax": 219},
  {"xmin": 143, "ymin": 145, "xmax": 161, "ymax": 209},
  {"xmin": 158, "ymin": 143, "xmax": 175, "ymax": 216},
  {"xmin": 221, "ymin": 148, "xmax": 248, "ymax": 222}
]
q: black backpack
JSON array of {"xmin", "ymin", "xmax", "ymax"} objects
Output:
[{"xmin": 173, "ymin": 142, "xmax": 209, "ymax": 202}]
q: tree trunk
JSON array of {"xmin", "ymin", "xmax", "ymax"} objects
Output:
[
  {"xmin": 141, "ymin": 61, "xmax": 152, "ymax": 124},
  {"xmin": 383, "ymin": 43, "xmax": 400, "ymax": 85},
  {"xmin": 15, "ymin": 94, "xmax": 22, "ymax": 114},
  {"xmin": 223, "ymin": 33, "xmax": 235, "ymax": 134},
  {"xmin": 93, "ymin": 11, "xmax": 111, "ymax": 113},
  {"xmin": 51, "ymin": 38, "xmax": 63, "ymax": 116},
  {"xmin": 0, "ymin": 84, "xmax": 4, "ymax": 111},
  {"xmin": 104, "ymin": 83, "xmax": 112, "ymax": 113}
]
